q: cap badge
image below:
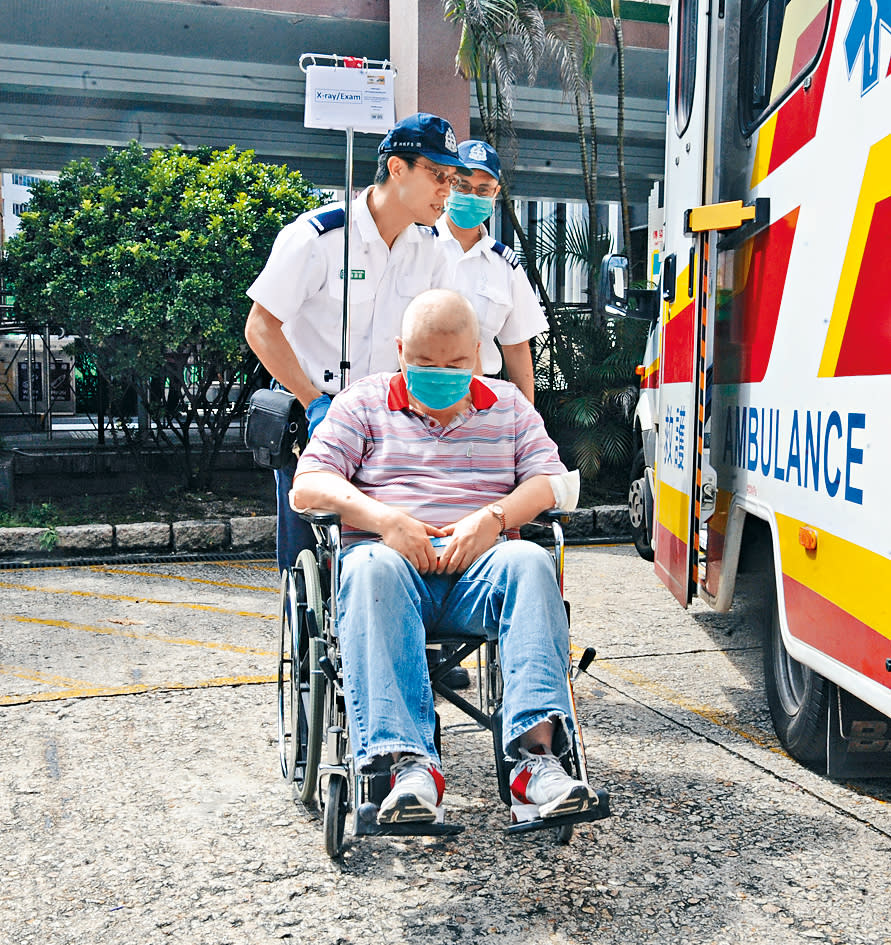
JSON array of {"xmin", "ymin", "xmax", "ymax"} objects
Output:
[
  {"xmin": 444, "ymin": 128, "xmax": 458, "ymax": 153},
  {"xmin": 469, "ymin": 142, "xmax": 488, "ymax": 161}
]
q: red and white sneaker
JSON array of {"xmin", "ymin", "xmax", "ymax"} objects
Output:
[
  {"xmin": 509, "ymin": 748, "xmax": 597, "ymax": 822},
  {"xmin": 377, "ymin": 755, "xmax": 445, "ymax": 825}
]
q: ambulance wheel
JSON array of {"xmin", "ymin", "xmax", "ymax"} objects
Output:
[
  {"xmin": 763, "ymin": 576, "xmax": 829, "ymax": 767},
  {"xmin": 628, "ymin": 448, "xmax": 654, "ymax": 561}
]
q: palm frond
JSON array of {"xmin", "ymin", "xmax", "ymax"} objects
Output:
[
  {"xmin": 592, "ymin": 420, "xmax": 634, "ymax": 467},
  {"xmin": 559, "ymin": 393, "xmax": 604, "ymax": 428},
  {"xmin": 535, "ymin": 215, "xmax": 612, "ymax": 278},
  {"xmin": 569, "ymin": 432, "xmax": 602, "ymax": 479}
]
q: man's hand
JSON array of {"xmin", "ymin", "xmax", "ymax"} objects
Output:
[
  {"xmin": 435, "ymin": 508, "xmax": 502, "ymax": 574},
  {"xmin": 379, "ymin": 507, "xmax": 447, "ymax": 574}
]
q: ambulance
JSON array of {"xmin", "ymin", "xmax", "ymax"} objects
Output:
[{"xmin": 606, "ymin": 0, "xmax": 891, "ymax": 775}]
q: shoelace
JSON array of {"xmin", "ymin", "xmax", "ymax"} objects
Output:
[
  {"xmin": 519, "ymin": 749, "xmax": 563, "ymax": 773},
  {"xmin": 391, "ymin": 754, "xmax": 427, "ymax": 778}
]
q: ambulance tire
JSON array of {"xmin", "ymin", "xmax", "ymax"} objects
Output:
[
  {"xmin": 763, "ymin": 577, "xmax": 830, "ymax": 767},
  {"xmin": 629, "ymin": 448, "xmax": 654, "ymax": 562}
]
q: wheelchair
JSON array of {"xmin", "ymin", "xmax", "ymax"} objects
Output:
[{"xmin": 277, "ymin": 509, "xmax": 610, "ymax": 858}]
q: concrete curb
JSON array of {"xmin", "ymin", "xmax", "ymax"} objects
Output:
[{"xmin": 0, "ymin": 506, "xmax": 631, "ymax": 561}]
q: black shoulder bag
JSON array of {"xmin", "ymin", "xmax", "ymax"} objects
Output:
[{"xmin": 244, "ymin": 388, "xmax": 305, "ymax": 469}]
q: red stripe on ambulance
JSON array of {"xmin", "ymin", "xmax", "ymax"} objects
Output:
[
  {"xmin": 835, "ymin": 194, "xmax": 891, "ymax": 377},
  {"xmin": 714, "ymin": 208, "xmax": 799, "ymax": 385},
  {"xmin": 783, "ymin": 575, "xmax": 891, "ymax": 690}
]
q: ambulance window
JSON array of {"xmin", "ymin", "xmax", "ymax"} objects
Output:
[
  {"xmin": 739, "ymin": 0, "xmax": 831, "ymax": 131},
  {"xmin": 674, "ymin": 0, "xmax": 698, "ymax": 136}
]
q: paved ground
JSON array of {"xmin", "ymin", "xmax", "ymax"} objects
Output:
[{"xmin": 2, "ymin": 547, "xmax": 890, "ymax": 945}]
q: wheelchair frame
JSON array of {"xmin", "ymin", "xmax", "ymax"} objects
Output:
[{"xmin": 277, "ymin": 510, "xmax": 610, "ymax": 858}]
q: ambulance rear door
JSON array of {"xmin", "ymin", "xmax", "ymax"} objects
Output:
[{"xmin": 653, "ymin": 0, "xmax": 713, "ymax": 606}]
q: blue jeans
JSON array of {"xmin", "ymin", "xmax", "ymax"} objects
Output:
[
  {"xmin": 274, "ymin": 454, "xmax": 315, "ymax": 575},
  {"xmin": 336, "ymin": 539, "xmax": 573, "ymax": 774}
]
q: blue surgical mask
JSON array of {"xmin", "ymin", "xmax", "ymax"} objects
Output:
[
  {"xmin": 447, "ymin": 191, "xmax": 496, "ymax": 229},
  {"xmin": 405, "ymin": 364, "xmax": 473, "ymax": 410}
]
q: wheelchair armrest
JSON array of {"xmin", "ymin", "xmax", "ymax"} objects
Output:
[
  {"xmin": 297, "ymin": 508, "xmax": 342, "ymax": 526},
  {"xmin": 533, "ymin": 508, "xmax": 571, "ymax": 526}
]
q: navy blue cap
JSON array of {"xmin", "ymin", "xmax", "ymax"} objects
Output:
[
  {"xmin": 457, "ymin": 140, "xmax": 501, "ymax": 180},
  {"xmin": 378, "ymin": 113, "xmax": 468, "ymax": 170}
]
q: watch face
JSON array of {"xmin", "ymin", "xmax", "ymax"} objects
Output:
[{"xmin": 491, "ymin": 504, "xmax": 504, "ymax": 514}]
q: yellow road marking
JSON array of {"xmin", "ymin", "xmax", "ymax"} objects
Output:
[
  {"xmin": 88, "ymin": 565, "xmax": 279, "ymax": 593},
  {"xmin": 0, "ymin": 673, "xmax": 276, "ymax": 706},
  {"xmin": 1, "ymin": 613, "xmax": 276, "ymax": 657},
  {"xmin": 0, "ymin": 580, "xmax": 276, "ymax": 619},
  {"xmin": 223, "ymin": 560, "xmax": 277, "ymax": 571},
  {"xmin": 594, "ymin": 659, "xmax": 782, "ymax": 754},
  {"xmin": 0, "ymin": 663, "xmax": 94, "ymax": 689}
]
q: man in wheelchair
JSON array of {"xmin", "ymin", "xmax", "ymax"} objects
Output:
[{"xmin": 290, "ymin": 289, "xmax": 600, "ymax": 827}]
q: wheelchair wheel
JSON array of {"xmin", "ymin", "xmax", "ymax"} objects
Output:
[
  {"xmin": 277, "ymin": 568, "xmax": 297, "ymax": 779},
  {"xmin": 323, "ymin": 775, "xmax": 349, "ymax": 858},
  {"xmin": 278, "ymin": 551, "xmax": 326, "ymax": 805}
]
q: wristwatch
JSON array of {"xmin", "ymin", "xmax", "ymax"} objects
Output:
[{"xmin": 486, "ymin": 503, "xmax": 506, "ymax": 534}]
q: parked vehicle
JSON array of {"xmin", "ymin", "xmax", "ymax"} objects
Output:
[{"xmin": 605, "ymin": 0, "xmax": 891, "ymax": 775}]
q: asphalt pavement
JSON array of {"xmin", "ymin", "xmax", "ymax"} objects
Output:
[{"xmin": 1, "ymin": 546, "xmax": 890, "ymax": 945}]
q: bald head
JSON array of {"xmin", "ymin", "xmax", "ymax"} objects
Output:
[
  {"xmin": 401, "ymin": 289, "xmax": 480, "ymax": 347},
  {"xmin": 397, "ymin": 289, "xmax": 481, "ymax": 384}
]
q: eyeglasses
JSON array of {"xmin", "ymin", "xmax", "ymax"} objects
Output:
[
  {"xmin": 451, "ymin": 178, "xmax": 498, "ymax": 198},
  {"xmin": 403, "ymin": 158, "xmax": 461, "ymax": 189}
]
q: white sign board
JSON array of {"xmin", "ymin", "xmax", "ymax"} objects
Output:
[{"xmin": 303, "ymin": 65, "xmax": 395, "ymax": 133}]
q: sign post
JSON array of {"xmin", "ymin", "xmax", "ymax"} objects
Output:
[{"xmin": 300, "ymin": 54, "xmax": 396, "ymax": 390}]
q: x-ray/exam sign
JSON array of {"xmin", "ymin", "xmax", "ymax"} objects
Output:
[{"xmin": 304, "ymin": 66, "xmax": 395, "ymax": 133}]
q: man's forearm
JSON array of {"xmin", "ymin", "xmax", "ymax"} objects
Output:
[
  {"xmin": 244, "ymin": 302, "xmax": 321, "ymax": 407},
  {"xmin": 290, "ymin": 471, "xmax": 391, "ymax": 533},
  {"xmin": 501, "ymin": 341, "xmax": 535, "ymax": 403},
  {"xmin": 498, "ymin": 475, "xmax": 556, "ymax": 529}
]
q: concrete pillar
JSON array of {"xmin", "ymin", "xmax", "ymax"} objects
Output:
[
  {"xmin": 389, "ymin": 0, "xmax": 470, "ymax": 140},
  {"xmin": 0, "ymin": 457, "xmax": 14, "ymax": 508}
]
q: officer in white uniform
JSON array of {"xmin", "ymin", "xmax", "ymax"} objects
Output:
[
  {"xmin": 245, "ymin": 113, "xmax": 468, "ymax": 574},
  {"xmin": 437, "ymin": 140, "xmax": 547, "ymax": 402}
]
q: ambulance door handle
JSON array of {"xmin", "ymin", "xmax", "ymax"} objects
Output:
[
  {"xmin": 662, "ymin": 254, "xmax": 677, "ymax": 303},
  {"xmin": 716, "ymin": 197, "xmax": 771, "ymax": 252},
  {"xmin": 688, "ymin": 246, "xmax": 696, "ymax": 298}
]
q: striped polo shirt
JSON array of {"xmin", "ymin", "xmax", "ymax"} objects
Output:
[{"xmin": 295, "ymin": 372, "xmax": 566, "ymax": 545}]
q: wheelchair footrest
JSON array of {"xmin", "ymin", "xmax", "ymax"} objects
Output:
[
  {"xmin": 354, "ymin": 803, "xmax": 465, "ymax": 837},
  {"xmin": 505, "ymin": 788, "xmax": 611, "ymax": 836}
]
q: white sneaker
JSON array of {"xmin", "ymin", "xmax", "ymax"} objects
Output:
[
  {"xmin": 377, "ymin": 755, "xmax": 445, "ymax": 824},
  {"xmin": 509, "ymin": 748, "xmax": 596, "ymax": 822}
]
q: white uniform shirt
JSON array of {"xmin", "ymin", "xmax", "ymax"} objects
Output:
[
  {"xmin": 437, "ymin": 216, "xmax": 548, "ymax": 375},
  {"xmin": 248, "ymin": 188, "xmax": 452, "ymax": 395}
]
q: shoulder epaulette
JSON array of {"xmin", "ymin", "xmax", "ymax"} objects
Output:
[
  {"xmin": 492, "ymin": 240, "xmax": 521, "ymax": 269},
  {"xmin": 307, "ymin": 207, "xmax": 346, "ymax": 235},
  {"xmin": 415, "ymin": 223, "xmax": 439, "ymax": 237}
]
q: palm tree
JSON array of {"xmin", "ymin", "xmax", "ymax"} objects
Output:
[
  {"xmin": 442, "ymin": 0, "xmax": 555, "ymax": 314},
  {"xmin": 538, "ymin": 0, "xmax": 604, "ymax": 313},
  {"xmin": 441, "ymin": 0, "xmax": 647, "ymax": 495},
  {"xmin": 442, "ymin": 0, "xmax": 609, "ymax": 353}
]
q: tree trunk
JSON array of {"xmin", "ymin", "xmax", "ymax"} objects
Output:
[
  {"xmin": 574, "ymin": 85, "xmax": 600, "ymax": 322},
  {"xmin": 612, "ymin": 2, "xmax": 631, "ymax": 266}
]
